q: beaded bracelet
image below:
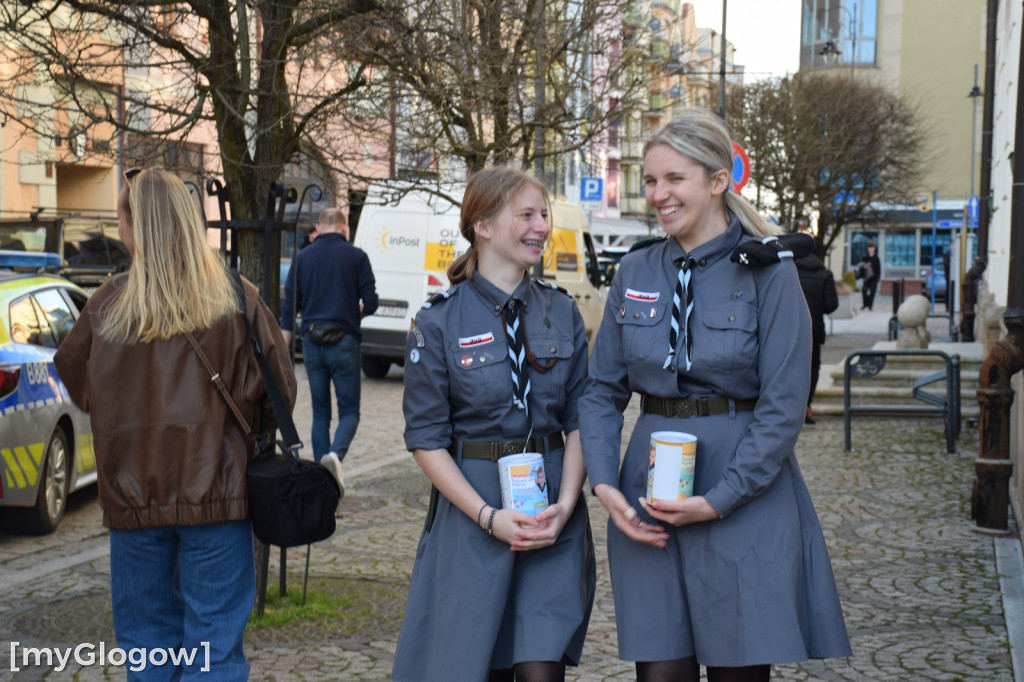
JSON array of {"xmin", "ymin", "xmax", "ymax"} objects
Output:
[
  {"xmin": 476, "ymin": 503, "xmax": 488, "ymax": 528},
  {"xmin": 486, "ymin": 507, "xmax": 497, "ymax": 536}
]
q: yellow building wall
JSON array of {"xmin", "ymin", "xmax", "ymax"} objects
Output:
[{"xmin": 896, "ymin": 0, "xmax": 986, "ymax": 202}]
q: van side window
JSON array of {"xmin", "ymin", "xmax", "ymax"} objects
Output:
[{"xmin": 63, "ymin": 223, "xmax": 131, "ymax": 268}]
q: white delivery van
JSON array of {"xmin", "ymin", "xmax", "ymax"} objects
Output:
[{"xmin": 352, "ymin": 182, "xmax": 606, "ymax": 378}]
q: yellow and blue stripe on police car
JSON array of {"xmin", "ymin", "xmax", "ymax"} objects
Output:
[{"xmin": 0, "ymin": 359, "xmax": 75, "ymax": 494}]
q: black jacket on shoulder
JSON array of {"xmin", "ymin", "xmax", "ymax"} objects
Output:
[{"xmin": 795, "ymin": 253, "xmax": 839, "ymax": 344}]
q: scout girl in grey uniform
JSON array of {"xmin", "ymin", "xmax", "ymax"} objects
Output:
[
  {"xmin": 392, "ymin": 167, "xmax": 596, "ymax": 682},
  {"xmin": 579, "ymin": 110, "xmax": 851, "ymax": 682}
]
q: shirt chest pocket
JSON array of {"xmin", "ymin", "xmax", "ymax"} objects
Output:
[
  {"xmin": 614, "ymin": 297, "xmax": 669, "ymax": 361},
  {"xmin": 448, "ymin": 345, "xmax": 508, "ymax": 406},
  {"xmin": 527, "ymin": 332, "xmax": 574, "ymax": 405},
  {"xmin": 698, "ymin": 303, "xmax": 758, "ymax": 370}
]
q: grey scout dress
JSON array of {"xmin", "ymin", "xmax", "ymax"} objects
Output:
[
  {"xmin": 578, "ymin": 216, "xmax": 851, "ymax": 666},
  {"xmin": 392, "ymin": 272, "xmax": 597, "ymax": 682}
]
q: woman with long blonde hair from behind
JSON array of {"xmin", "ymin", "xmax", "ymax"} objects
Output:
[{"xmin": 56, "ymin": 168, "xmax": 296, "ymax": 681}]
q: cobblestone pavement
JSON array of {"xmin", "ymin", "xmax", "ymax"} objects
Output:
[{"xmin": 0, "ymin": 323, "xmax": 1016, "ymax": 680}]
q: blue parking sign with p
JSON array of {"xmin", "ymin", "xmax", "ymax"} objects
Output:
[{"xmin": 581, "ymin": 177, "xmax": 603, "ymax": 202}]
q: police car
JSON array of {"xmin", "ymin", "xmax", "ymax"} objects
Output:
[{"xmin": 0, "ymin": 251, "xmax": 96, "ymax": 534}]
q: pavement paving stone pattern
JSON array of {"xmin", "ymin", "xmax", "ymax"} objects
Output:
[{"xmin": 0, "ymin": 298, "xmax": 1016, "ymax": 681}]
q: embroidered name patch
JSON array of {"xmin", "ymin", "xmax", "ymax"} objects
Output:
[
  {"xmin": 625, "ymin": 289, "xmax": 659, "ymax": 302},
  {"xmin": 459, "ymin": 332, "xmax": 495, "ymax": 348}
]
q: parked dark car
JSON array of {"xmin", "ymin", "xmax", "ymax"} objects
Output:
[{"xmin": 0, "ymin": 216, "xmax": 130, "ymax": 292}]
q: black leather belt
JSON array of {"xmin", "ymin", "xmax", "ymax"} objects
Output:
[
  {"xmin": 453, "ymin": 432, "xmax": 565, "ymax": 462},
  {"xmin": 640, "ymin": 393, "xmax": 756, "ymax": 418}
]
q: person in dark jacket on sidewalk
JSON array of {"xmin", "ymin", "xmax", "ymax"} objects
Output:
[
  {"xmin": 856, "ymin": 241, "xmax": 881, "ymax": 310},
  {"xmin": 796, "ymin": 243, "xmax": 839, "ymax": 424},
  {"xmin": 281, "ymin": 208, "xmax": 378, "ymax": 496}
]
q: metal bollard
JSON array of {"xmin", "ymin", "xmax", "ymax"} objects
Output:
[{"xmin": 973, "ymin": 312, "xmax": 1024, "ymax": 531}]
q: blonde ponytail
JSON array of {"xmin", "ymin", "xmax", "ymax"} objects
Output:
[{"xmin": 724, "ymin": 193, "xmax": 782, "ymax": 238}]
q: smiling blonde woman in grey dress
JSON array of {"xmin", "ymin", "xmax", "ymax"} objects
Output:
[{"xmin": 579, "ymin": 110, "xmax": 851, "ymax": 682}]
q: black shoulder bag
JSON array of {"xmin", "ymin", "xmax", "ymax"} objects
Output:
[{"xmin": 185, "ymin": 272, "xmax": 340, "ymax": 547}]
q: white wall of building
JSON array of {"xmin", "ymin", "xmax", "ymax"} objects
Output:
[{"xmin": 987, "ymin": 0, "xmax": 1022, "ymax": 309}]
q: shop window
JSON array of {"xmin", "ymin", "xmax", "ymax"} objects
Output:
[
  {"xmin": 920, "ymin": 232, "xmax": 952, "ymax": 267},
  {"xmin": 849, "ymin": 230, "xmax": 877, "ymax": 269},
  {"xmin": 884, "ymin": 232, "xmax": 915, "ymax": 268}
]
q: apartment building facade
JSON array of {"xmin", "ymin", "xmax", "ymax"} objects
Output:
[{"xmin": 588, "ymin": 0, "xmax": 739, "ymax": 242}]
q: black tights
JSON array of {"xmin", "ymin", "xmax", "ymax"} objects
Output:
[
  {"xmin": 636, "ymin": 657, "xmax": 771, "ymax": 682},
  {"xmin": 488, "ymin": 661, "xmax": 565, "ymax": 682}
]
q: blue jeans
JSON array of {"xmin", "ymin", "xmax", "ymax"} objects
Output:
[
  {"xmin": 108, "ymin": 522, "xmax": 255, "ymax": 681},
  {"xmin": 302, "ymin": 332, "xmax": 361, "ymax": 461}
]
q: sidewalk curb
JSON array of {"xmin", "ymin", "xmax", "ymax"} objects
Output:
[{"xmin": 997, "ymin": 537, "xmax": 1024, "ymax": 682}]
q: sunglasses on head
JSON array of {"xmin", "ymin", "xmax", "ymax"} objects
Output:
[{"xmin": 124, "ymin": 167, "xmax": 164, "ymax": 184}]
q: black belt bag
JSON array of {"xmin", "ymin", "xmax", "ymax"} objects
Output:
[
  {"xmin": 640, "ymin": 393, "xmax": 756, "ymax": 418},
  {"xmin": 306, "ymin": 322, "xmax": 346, "ymax": 346}
]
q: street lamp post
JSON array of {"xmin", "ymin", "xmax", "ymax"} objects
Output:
[
  {"xmin": 969, "ymin": 64, "xmax": 983, "ymax": 201},
  {"xmin": 718, "ymin": 0, "xmax": 727, "ymax": 120},
  {"xmin": 818, "ymin": 2, "xmax": 857, "ymax": 76}
]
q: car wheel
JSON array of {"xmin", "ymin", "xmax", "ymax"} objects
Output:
[
  {"xmin": 27, "ymin": 428, "xmax": 70, "ymax": 534},
  {"xmin": 361, "ymin": 355, "xmax": 391, "ymax": 379}
]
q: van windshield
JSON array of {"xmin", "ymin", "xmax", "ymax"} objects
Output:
[
  {"xmin": 0, "ymin": 224, "xmax": 48, "ymax": 253},
  {"xmin": 62, "ymin": 220, "xmax": 130, "ymax": 268}
]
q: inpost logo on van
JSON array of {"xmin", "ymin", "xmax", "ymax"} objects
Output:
[
  {"xmin": 371, "ymin": 225, "xmax": 464, "ymax": 273},
  {"xmin": 374, "ymin": 227, "xmax": 422, "ymax": 254}
]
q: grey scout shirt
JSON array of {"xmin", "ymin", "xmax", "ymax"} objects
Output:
[
  {"xmin": 403, "ymin": 272, "xmax": 588, "ymax": 452},
  {"xmin": 578, "ymin": 217, "xmax": 812, "ymax": 519}
]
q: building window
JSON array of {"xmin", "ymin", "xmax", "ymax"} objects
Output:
[
  {"xmin": 123, "ymin": 138, "xmax": 205, "ymax": 189},
  {"xmin": 849, "ymin": 230, "xmax": 878, "ymax": 271},
  {"xmin": 885, "ymin": 231, "xmax": 916, "ymax": 268},
  {"xmin": 607, "ymin": 159, "xmax": 620, "ymax": 209},
  {"xmin": 154, "ymin": 6, "xmax": 175, "ymax": 31},
  {"xmin": 800, "ymin": 0, "xmax": 877, "ymax": 70},
  {"xmin": 920, "ymin": 231, "xmax": 952, "ymax": 268}
]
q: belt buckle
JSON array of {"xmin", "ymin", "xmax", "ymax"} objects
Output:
[
  {"xmin": 675, "ymin": 397, "xmax": 694, "ymax": 418},
  {"xmin": 501, "ymin": 440, "xmax": 524, "ymax": 456}
]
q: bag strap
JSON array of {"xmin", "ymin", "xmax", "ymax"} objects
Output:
[
  {"xmin": 184, "ymin": 331, "xmax": 251, "ymax": 436},
  {"xmin": 228, "ymin": 269, "xmax": 303, "ymax": 452}
]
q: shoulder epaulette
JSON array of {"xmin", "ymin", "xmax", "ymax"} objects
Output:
[
  {"xmin": 408, "ymin": 319, "xmax": 426, "ymax": 348},
  {"xmin": 628, "ymin": 236, "xmax": 667, "ymax": 253},
  {"xmin": 422, "ymin": 286, "xmax": 458, "ymax": 309},
  {"xmin": 534, "ymin": 279, "xmax": 572, "ymax": 297},
  {"xmin": 730, "ymin": 233, "xmax": 814, "ymax": 267}
]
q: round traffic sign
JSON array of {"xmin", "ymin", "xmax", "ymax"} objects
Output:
[{"xmin": 731, "ymin": 141, "xmax": 750, "ymax": 193}]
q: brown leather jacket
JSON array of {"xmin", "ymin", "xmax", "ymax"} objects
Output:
[{"xmin": 54, "ymin": 274, "xmax": 297, "ymax": 530}]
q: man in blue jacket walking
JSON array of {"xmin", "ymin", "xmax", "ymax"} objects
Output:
[{"xmin": 281, "ymin": 208, "xmax": 378, "ymax": 496}]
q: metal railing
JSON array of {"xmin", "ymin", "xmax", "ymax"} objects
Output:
[{"xmin": 844, "ymin": 349, "xmax": 961, "ymax": 453}]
